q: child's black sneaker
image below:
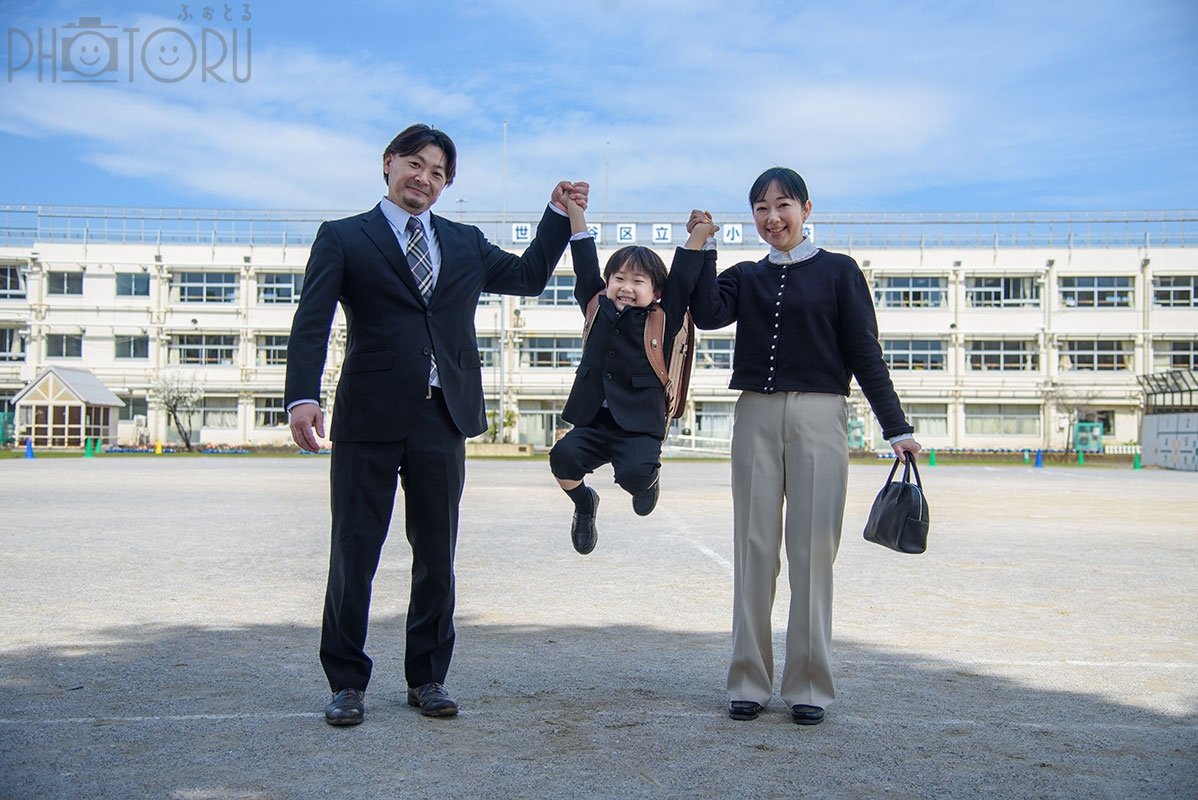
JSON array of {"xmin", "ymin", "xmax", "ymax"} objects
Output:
[{"xmin": 632, "ymin": 477, "xmax": 659, "ymax": 516}]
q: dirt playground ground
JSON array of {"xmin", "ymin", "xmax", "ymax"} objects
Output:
[{"xmin": 1, "ymin": 457, "xmax": 1194, "ymax": 799}]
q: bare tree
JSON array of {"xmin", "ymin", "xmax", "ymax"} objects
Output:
[
  {"xmin": 152, "ymin": 372, "xmax": 203, "ymax": 452},
  {"xmin": 1042, "ymin": 382, "xmax": 1101, "ymax": 449}
]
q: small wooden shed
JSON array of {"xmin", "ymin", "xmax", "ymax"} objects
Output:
[{"xmin": 13, "ymin": 367, "xmax": 124, "ymax": 448}]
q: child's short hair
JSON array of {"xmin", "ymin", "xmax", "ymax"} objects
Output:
[
  {"xmin": 749, "ymin": 166, "xmax": 809, "ymax": 206},
  {"xmin": 603, "ymin": 246, "xmax": 668, "ymax": 294}
]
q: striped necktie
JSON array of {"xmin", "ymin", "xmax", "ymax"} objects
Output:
[{"xmin": 405, "ymin": 216, "xmax": 438, "ymax": 385}]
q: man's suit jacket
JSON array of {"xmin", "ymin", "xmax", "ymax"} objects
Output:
[
  {"xmin": 560, "ymin": 242, "xmax": 712, "ymax": 439},
  {"xmin": 285, "ymin": 204, "xmax": 570, "ymax": 441}
]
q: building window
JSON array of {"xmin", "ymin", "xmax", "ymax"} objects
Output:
[
  {"xmin": 172, "ymin": 271, "xmax": 238, "ymax": 303},
  {"xmin": 1, "ymin": 266, "xmax": 26, "ymax": 299},
  {"xmin": 874, "ymin": 276, "xmax": 947, "ymax": 308},
  {"xmin": 479, "ymin": 292, "xmax": 502, "ymax": 307},
  {"xmin": 257, "ymin": 335, "xmax": 289, "ymax": 366},
  {"xmin": 1153, "ymin": 275, "xmax": 1198, "ymax": 307},
  {"xmin": 115, "ymin": 334, "xmax": 150, "ymax": 359},
  {"xmin": 519, "ymin": 336, "xmax": 582, "ymax": 368},
  {"xmin": 967, "ymin": 339, "xmax": 1039, "ymax": 371},
  {"xmin": 1059, "ymin": 276, "xmax": 1133, "ymax": 308},
  {"xmin": 257, "ymin": 273, "xmax": 303, "ymax": 304},
  {"xmin": 116, "ymin": 273, "xmax": 151, "ymax": 297},
  {"xmin": 529, "ymin": 274, "xmax": 576, "ymax": 306},
  {"xmin": 881, "ymin": 338, "xmax": 946, "ymax": 370},
  {"xmin": 907, "ymin": 403, "xmax": 948, "ymax": 435},
  {"xmin": 965, "ymin": 404, "xmax": 1040, "ymax": 435},
  {"xmin": 1154, "ymin": 339, "xmax": 1198, "ymax": 371},
  {"xmin": 1060, "ymin": 339, "xmax": 1133, "ymax": 371},
  {"xmin": 476, "ymin": 336, "xmax": 499, "ymax": 368},
  {"xmin": 46, "ymin": 333, "xmax": 83, "ymax": 358},
  {"xmin": 170, "ymin": 334, "xmax": 237, "ymax": 365},
  {"xmin": 194, "ymin": 396, "xmax": 238, "ymax": 428},
  {"xmin": 1078, "ymin": 409, "xmax": 1115, "ymax": 436},
  {"xmin": 695, "ymin": 401, "xmax": 735, "ymax": 438},
  {"xmin": 255, "ymin": 396, "xmax": 287, "ymax": 428},
  {"xmin": 47, "ymin": 271, "xmax": 84, "ymax": 295},
  {"xmin": 966, "ymin": 276, "xmax": 1041, "ymax": 307},
  {"xmin": 0, "ymin": 328, "xmax": 24, "ymax": 361},
  {"xmin": 695, "ymin": 336, "xmax": 734, "ymax": 370},
  {"xmin": 118, "ymin": 395, "xmax": 149, "ymax": 421}
]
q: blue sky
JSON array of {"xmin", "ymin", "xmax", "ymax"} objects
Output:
[{"xmin": 1, "ymin": 0, "xmax": 1195, "ymax": 214}]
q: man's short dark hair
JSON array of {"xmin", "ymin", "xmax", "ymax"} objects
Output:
[
  {"xmin": 603, "ymin": 246, "xmax": 668, "ymax": 295},
  {"xmin": 749, "ymin": 166, "xmax": 809, "ymax": 206},
  {"xmin": 383, "ymin": 124, "xmax": 457, "ymax": 186}
]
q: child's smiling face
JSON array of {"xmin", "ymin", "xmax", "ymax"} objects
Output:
[{"xmin": 604, "ymin": 264, "xmax": 660, "ymax": 311}]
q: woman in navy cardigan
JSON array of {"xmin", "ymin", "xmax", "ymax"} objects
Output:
[{"xmin": 687, "ymin": 167, "xmax": 921, "ymax": 725}]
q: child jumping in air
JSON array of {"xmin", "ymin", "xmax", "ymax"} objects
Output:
[{"xmin": 549, "ymin": 196, "xmax": 717, "ymax": 554}]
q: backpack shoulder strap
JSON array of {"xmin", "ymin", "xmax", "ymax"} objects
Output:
[
  {"xmin": 581, "ymin": 291, "xmax": 603, "ymax": 350},
  {"xmin": 643, "ymin": 306, "xmax": 669, "ymax": 386}
]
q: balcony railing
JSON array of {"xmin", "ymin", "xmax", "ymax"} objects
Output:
[{"xmin": 0, "ymin": 205, "xmax": 1192, "ymax": 249}]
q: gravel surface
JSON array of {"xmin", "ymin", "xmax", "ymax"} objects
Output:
[{"xmin": 1, "ymin": 456, "xmax": 1195, "ymax": 799}]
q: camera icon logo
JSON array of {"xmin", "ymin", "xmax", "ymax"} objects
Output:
[{"xmin": 61, "ymin": 17, "xmax": 119, "ymax": 80}]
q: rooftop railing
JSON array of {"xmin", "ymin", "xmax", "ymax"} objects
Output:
[{"xmin": 0, "ymin": 204, "xmax": 1192, "ymax": 249}]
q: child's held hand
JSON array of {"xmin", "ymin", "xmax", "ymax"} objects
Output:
[
  {"xmin": 561, "ymin": 181, "xmax": 590, "ymax": 233},
  {"xmin": 686, "ymin": 209, "xmax": 714, "ymax": 233}
]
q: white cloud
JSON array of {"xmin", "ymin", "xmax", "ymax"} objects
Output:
[{"xmin": 0, "ymin": 0, "xmax": 1193, "ymax": 213}]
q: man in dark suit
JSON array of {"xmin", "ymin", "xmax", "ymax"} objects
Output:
[{"xmin": 285, "ymin": 123, "xmax": 587, "ymax": 725}]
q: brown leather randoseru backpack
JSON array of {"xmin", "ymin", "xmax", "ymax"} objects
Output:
[{"xmin": 582, "ymin": 292, "xmax": 695, "ymax": 436}]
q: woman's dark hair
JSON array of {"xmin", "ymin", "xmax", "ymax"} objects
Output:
[
  {"xmin": 749, "ymin": 167, "xmax": 808, "ymax": 206},
  {"xmin": 383, "ymin": 124, "xmax": 458, "ymax": 185},
  {"xmin": 603, "ymin": 246, "xmax": 668, "ymax": 294}
]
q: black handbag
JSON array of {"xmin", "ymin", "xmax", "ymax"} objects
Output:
[{"xmin": 863, "ymin": 454, "xmax": 929, "ymax": 554}]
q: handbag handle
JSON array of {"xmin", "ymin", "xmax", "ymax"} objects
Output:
[{"xmin": 885, "ymin": 452, "xmax": 924, "ymax": 491}]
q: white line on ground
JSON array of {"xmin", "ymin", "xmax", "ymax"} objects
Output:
[
  {"xmin": 838, "ymin": 659, "xmax": 1198, "ymax": 669},
  {"xmin": 660, "ymin": 530, "xmax": 732, "ymax": 574}
]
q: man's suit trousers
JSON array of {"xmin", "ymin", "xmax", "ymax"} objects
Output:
[{"xmin": 320, "ymin": 388, "xmax": 466, "ymax": 692}]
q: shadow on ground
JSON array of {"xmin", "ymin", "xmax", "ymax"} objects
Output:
[{"xmin": 1, "ymin": 614, "xmax": 1194, "ymax": 800}]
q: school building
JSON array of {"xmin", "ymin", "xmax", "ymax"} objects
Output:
[{"xmin": 1, "ymin": 205, "xmax": 1194, "ymax": 451}]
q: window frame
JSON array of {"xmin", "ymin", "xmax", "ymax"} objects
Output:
[
  {"xmin": 964, "ymin": 403, "xmax": 1041, "ymax": 435},
  {"xmin": 114, "ymin": 334, "xmax": 150, "ymax": 360},
  {"xmin": 1060, "ymin": 339, "xmax": 1133, "ymax": 371},
  {"xmin": 966, "ymin": 339, "xmax": 1040, "ymax": 372},
  {"xmin": 170, "ymin": 333, "xmax": 238, "ymax": 365},
  {"xmin": 46, "ymin": 332, "xmax": 83, "ymax": 358},
  {"xmin": 1059, "ymin": 276, "xmax": 1134, "ymax": 308},
  {"xmin": 1153, "ymin": 275, "xmax": 1198, "ymax": 308},
  {"xmin": 965, "ymin": 275, "xmax": 1041, "ymax": 308},
  {"xmin": 528, "ymin": 274, "xmax": 576, "ymax": 306},
  {"xmin": 47, "ymin": 270, "xmax": 84, "ymax": 296},
  {"xmin": 873, "ymin": 275, "xmax": 947, "ymax": 308},
  {"xmin": 880, "ymin": 337, "xmax": 947, "ymax": 371},
  {"xmin": 172, "ymin": 271, "xmax": 239, "ymax": 304},
  {"xmin": 256, "ymin": 272, "xmax": 303, "ymax": 304},
  {"xmin": 519, "ymin": 336, "xmax": 583, "ymax": 369},
  {"xmin": 116, "ymin": 272, "xmax": 151, "ymax": 297},
  {"xmin": 256, "ymin": 334, "xmax": 289, "ymax": 366}
]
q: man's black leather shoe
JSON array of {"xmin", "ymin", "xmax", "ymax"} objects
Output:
[
  {"xmin": 728, "ymin": 700, "xmax": 763, "ymax": 720},
  {"xmin": 324, "ymin": 688, "xmax": 365, "ymax": 726},
  {"xmin": 571, "ymin": 487, "xmax": 599, "ymax": 554},
  {"xmin": 792, "ymin": 704, "xmax": 825, "ymax": 725},
  {"xmin": 407, "ymin": 682, "xmax": 459, "ymax": 717},
  {"xmin": 632, "ymin": 477, "xmax": 659, "ymax": 517}
]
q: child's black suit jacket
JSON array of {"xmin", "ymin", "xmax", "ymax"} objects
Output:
[{"xmin": 561, "ymin": 239, "xmax": 712, "ymax": 439}]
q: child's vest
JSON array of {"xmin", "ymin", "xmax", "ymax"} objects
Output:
[{"xmin": 580, "ymin": 292, "xmax": 695, "ymax": 424}]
